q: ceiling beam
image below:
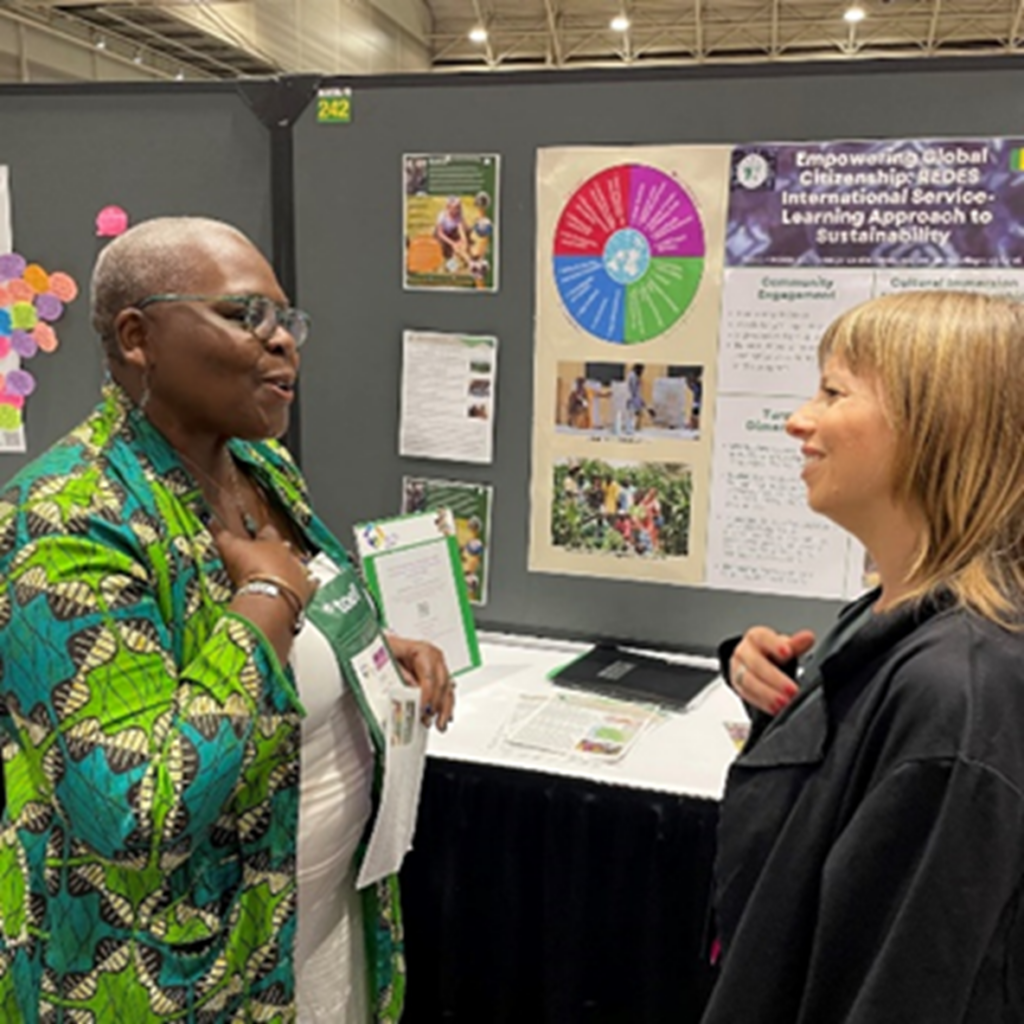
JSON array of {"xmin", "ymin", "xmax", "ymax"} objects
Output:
[
  {"xmin": 470, "ymin": 0, "xmax": 497, "ymax": 66},
  {"xmin": 0, "ymin": 4, "xmax": 180, "ymax": 79},
  {"xmin": 67, "ymin": 7, "xmax": 250, "ymax": 75},
  {"xmin": 926, "ymin": 0, "xmax": 944, "ymax": 51},
  {"xmin": 1011, "ymin": 0, "xmax": 1024, "ymax": 44},
  {"xmin": 542, "ymin": 0, "xmax": 563, "ymax": 65}
]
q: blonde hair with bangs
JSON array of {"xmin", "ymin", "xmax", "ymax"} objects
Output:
[{"xmin": 819, "ymin": 290, "xmax": 1024, "ymax": 626}]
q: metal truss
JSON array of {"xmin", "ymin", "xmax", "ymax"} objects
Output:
[{"xmin": 427, "ymin": 0, "xmax": 1024, "ymax": 70}]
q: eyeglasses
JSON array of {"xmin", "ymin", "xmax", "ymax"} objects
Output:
[{"xmin": 135, "ymin": 293, "xmax": 311, "ymax": 347}]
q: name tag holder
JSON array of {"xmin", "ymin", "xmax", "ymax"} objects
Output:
[{"xmin": 305, "ymin": 559, "xmax": 429, "ymax": 888}]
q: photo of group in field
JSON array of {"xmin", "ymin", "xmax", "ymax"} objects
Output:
[{"xmin": 551, "ymin": 458, "xmax": 692, "ymax": 559}]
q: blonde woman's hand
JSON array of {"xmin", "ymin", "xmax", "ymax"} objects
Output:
[{"xmin": 730, "ymin": 626, "xmax": 815, "ymax": 716}]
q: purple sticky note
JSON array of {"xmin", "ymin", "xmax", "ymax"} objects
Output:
[
  {"xmin": 35, "ymin": 294, "xmax": 63, "ymax": 322},
  {"xmin": 10, "ymin": 330, "xmax": 36, "ymax": 358},
  {"xmin": 5, "ymin": 368, "xmax": 35, "ymax": 397},
  {"xmin": 0, "ymin": 253, "xmax": 27, "ymax": 281}
]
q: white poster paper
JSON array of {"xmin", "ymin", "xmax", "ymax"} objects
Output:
[
  {"xmin": 353, "ymin": 634, "xmax": 429, "ymax": 889},
  {"xmin": 717, "ymin": 268, "xmax": 874, "ymax": 397},
  {"xmin": 400, "ymin": 331, "xmax": 497, "ymax": 464},
  {"xmin": 705, "ymin": 394, "xmax": 856, "ymax": 597}
]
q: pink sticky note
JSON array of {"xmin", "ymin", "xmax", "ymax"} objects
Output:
[
  {"xmin": 96, "ymin": 205, "xmax": 129, "ymax": 238},
  {"xmin": 32, "ymin": 323, "xmax": 58, "ymax": 353},
  {"xmin": 8, "ymin": 280, "xmax": 33, "ymax": 303},
  {"xmin": 47, "ymin": 272, "xmax": 79, "ymax": 303}
]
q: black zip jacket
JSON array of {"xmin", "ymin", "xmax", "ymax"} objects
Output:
[{"xmin": 704, "ymin": 591, "xmax": 1024, "ymax": 1023}]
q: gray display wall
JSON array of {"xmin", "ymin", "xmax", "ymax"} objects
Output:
[
  {"xmin": 293, "ymin": 59, "xmax": 1024, "ymax": 653},
  {"xmin": 0, "ymin": 82, "xmax": 275, "ymax": 482}
]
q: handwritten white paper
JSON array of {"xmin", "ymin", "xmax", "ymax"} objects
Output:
[
  {"xmin": 717, "ymin": 267, "xmax": 873, "ymax": 398},
  {"xmin": 705, "ymin": 394, "xmax": 856, "ymax": 598}
]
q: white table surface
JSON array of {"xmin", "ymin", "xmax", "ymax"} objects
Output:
[{"xmin": 427, "ymin": 631, "xmax": 747, "ymax": 801}]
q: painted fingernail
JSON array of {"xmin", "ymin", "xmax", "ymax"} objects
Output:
[{"xmin": 778, "ymin": 645, "xmax": 791, "ymax": 660}]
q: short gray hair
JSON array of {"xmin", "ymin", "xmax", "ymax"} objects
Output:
[{"xmin": 90, "ymin": 216, "xmax": 248, "ymax": 362}]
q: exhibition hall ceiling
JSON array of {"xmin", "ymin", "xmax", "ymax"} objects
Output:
[
  {"xmin": 12, "ymin": 0, "xmax": 1024, "ymax": 79},
  {"xmin": 428, "ymin": 0, "xmax": 1024, "ymax": 68}
]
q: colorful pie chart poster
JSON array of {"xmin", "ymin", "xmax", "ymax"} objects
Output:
[
  {"xmin": 552, "ymin": 164, "xmax": 706, "ymax": 344},
  {"xmin": 531, "ymin": 145, "xmax": 731, "ymax": 586}
]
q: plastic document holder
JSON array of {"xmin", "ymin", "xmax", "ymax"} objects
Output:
[{"xmin": 552, "ymin": 644, "xmax": 718, "ymax": 713}]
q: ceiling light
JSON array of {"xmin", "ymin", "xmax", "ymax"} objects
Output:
[
  {"xmin": 133, "ymin": 51, "xmax": 144, "ymax": 65},
  {"xmin": 469, "ymin": 25, "xmax": 488, "ymax": 43},
  {"xmin": 610, "ymin": 14, "xmax": 631, "ymax": 31},
  {"xmin": 95, "ymin": 36, "xmax": 107, "ymax": 50},
  {"xmin": 843, "ymin": 6, "xmax": 866, "ymax": 23},
  {"xmin": 175, "ymin": 70, "xmax": 185, "ymax": 81}
]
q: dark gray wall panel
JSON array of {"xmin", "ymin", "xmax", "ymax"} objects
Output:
[
  {"xmin": 0, "ymin": 85, "xmax": 272, "ymax": 481},
  {"xmin": 293, "ymin": 60, "xmax": 1024, "ymax": 652}
]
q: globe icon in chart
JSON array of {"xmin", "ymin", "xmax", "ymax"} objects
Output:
[
  {"xmin": 604, "ymin": 228, "xmax": 651, "ymax": 285},
  {"xmin": 553, "ymin": 163, "xmax": 706, "ymax": 344}
]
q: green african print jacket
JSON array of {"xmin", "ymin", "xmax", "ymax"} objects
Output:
[{"xmin": 0, "ymin": 383, "xmax": 405, "ymax": 1023}]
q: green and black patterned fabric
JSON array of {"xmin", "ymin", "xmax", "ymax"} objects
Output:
[{"xmin": 0, "ymin": 383, "xmax": 404, "ymax": 1023}]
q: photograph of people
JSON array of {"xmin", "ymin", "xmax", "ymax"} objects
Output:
[
  {"xmin": 0, "ymin": 216, "xmax": 455, "ymax": 1023},
  {"xmin": 403, "ymin": 154, "xmax": 498, "ymax": 292},
  {"xmin": 551, "ymin": 458, "xmax": 689, "ymax": 558},
  {"xmin": 554, "ymin": 362, "xmax": 702, "ymax": 441},
  {"xmin": 566, "ymin": 375, "xmax": 590, "ymax": 428},
  {"xmin": 400, "ymin": 477, "xmax": 492, "ymax": 606},
  {"xmin": 404, "ymin": 155, "xmax": 428, "ymax": 195},
  {"xmin": 468, "ymin": 190, "xmax": 493, "ymax": 289},
  {"xmin": 625, "ymin": 362, "xmax": 647, "ymax": 433},
  {"xmin": 433, "ymin": 195, "xmax": 470, "ymax": 272},
  {"xmin": 706, "ymin": 291, "xmax": 1024, "ymax": 1023}
]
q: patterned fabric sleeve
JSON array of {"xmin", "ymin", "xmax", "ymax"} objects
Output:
[{"xmin": 2, "ymin": 509, "xmax": 299, "ymax": 870}]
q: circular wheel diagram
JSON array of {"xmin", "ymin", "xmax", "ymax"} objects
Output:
[{"xmin": 552, "ymin": 163, "xmax": 705, "ymax": 344}]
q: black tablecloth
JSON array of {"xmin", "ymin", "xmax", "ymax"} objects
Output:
[{"xmin": 400, "ymin": 759, "xmax": 720, "ymax": 1024}]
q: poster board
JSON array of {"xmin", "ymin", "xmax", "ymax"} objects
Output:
[
  {"xmin": 0, "ymin": 82, "xmax": 274, "ymax": 481},
  {"xmin": 292, "ymin": 59, "xmax": 1024, "ymax": 652}
]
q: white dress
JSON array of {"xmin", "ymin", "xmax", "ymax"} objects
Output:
[{"xmin": 290, "ymin": 553, "xmax": 376, "ymax": 1023}]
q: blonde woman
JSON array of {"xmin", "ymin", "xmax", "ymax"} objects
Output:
[{"xmin": 706, "ymin": 291, "xmax": 1024, "ymax": 1024}]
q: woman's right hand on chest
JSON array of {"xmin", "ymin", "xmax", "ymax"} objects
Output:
[
  {"xmin": 214, "ymin": 523, "xmax": 318, "ymax": 605},
  {"xmin": 730, "ymin": 626, "xmax": 815, "ymax": 716}
]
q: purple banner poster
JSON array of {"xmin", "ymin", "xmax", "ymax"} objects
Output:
[{"xmin": 726, "ymin": 138, "xmax": 1024, "ymax": 268}]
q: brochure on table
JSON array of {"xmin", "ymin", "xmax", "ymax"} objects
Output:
[{"xmin": 354, "ymin": 509, "xmax": 481, "ymax": 676}]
